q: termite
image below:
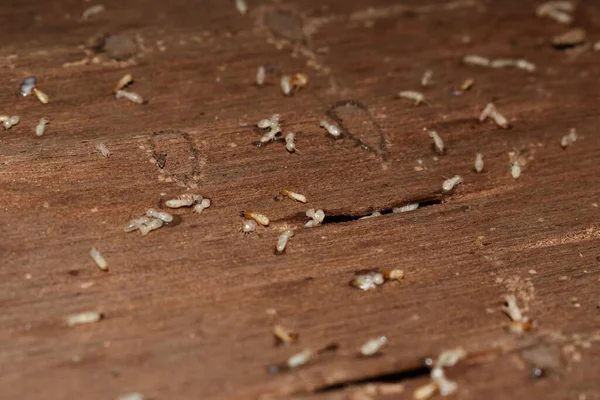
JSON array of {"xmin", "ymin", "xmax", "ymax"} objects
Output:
[
  {"xmin": 428, "ymin": 130, "xmax": 444, "ymax": 154},
  {"xmin": 398, "ymin": 90, "xmax": 425, "ymax": 105},
  {"xmin": 305, "ymin": 208, "xmax": 324, "ymax": 228},
  {"xmin": 193, "ymin": 198, "xmax": 211, "ymax": 214},
  {"xmin": 240, "ymin": 219, "xmax": 257, "ymax": 235},
  {"xmin": 256, "ymin": 66, "xmax": 266, "ymax": 86},
  {"xmin": 276, "ymin": 230, "xmax": 294, "ymax": 254},
  {"xmin": 139, "ymin": 218, "xmax": 163, "ymax": 235},
  {"xmin": 95, "ymin": 143, "xmax": 110, "ymax": 158},
  {"xmin": 124, "ymin": 216, "xmax": 151, "ymax": 232},
  {"xmin": 66, "ymin": 311, "xmax": 104, "ymax": 327},
  {"xmin": 421, "ymin": 69, "xmax": 433, "ymax": 87},
  {"xmin": 165, "ymin": 194, "xmax": 200, "ymax": 208},
  {"xmin": 35, "ymin": 118, "xmax": 49, "ymax": 137},
  {"xmin": 241, "ymin": 210, "xmax": 270, "ymax": 226},
  {"xmin": 280, "ymin": 75, "xmax": 292, "ymax": 96},
  {"xmin": 235, "ymin": 0, "xmax": 248, "ymax": 15},
  {"xmin": 278, "ymin": 189, "xmax": 307, "ymax": 203},
  {"xmin": 115, "ymin": 90, "xmax": 146, "ymax": 104},
  {"xmin": 114, "ymin": 73, "xmax": 133, "ymax": 92},
  {"xmin": 273, "ymin": 324, "xmax": 298, "ymax": 346},
  {"xmin": 90, "ymin": 247, "xmax": 108, "ymax": 271},
  {"xmin": 285, "ymin": 132, "xmax": 296, "ymax": 153},
  {"xmin": 350, "ymin": 271, "xmax": 384, "ymax": 291},
  {"xmin": 442, "ymin": 175, "xmax": 463, "ymax": 192},
  {"xmin": 393, "ymin": 203, "xmax": 419, "ymax": 213},
  {"xmin": 474, "ymin": 153, "xmax": 484, "ymax": 173},
  {"xmin": 146, "ymin": 208, "xmax": 174, "ymax": 222},
  {"xmin": 360, "ymin": 336, "xmax": 387, "ymax": 356},
  {"xmin": 319, "ymin": 119, "xmax": 341, "ymax": 138},
  {"xmin": 462, "ymin": 55, "xmax": 490, "ymax": 67},
  {"xmin": 33, "ymin": 87, "xmax": 49, "ymax": 104},
  {"xmin": 290, "ymin": 73, "xmax": 308, "ymax": 91},
  {"xmin": 2, "ymin": 115, "xmax": 19, "ymax": 130},
  {"xmin": 560, "ymin": 128, "xmax": 577, "ymax": 149},
  {"xmin": 511, "ymin": 161, "xmax": 521, "ymax": 179}
]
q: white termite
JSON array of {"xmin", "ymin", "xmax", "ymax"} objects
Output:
[
  {"xmin": 257, "ymin": 114, "xmax": 282, "ymax": 144},
  {"xmin": 490, "ymin": 58, "xmax": 516, "ymax": 69},
  {"xmin": 35, "ymin": 118, "xmax": 49, "ymax": 137},
  {"xmin": 398, "ymin": 90, "xmax": 425, "ymax": 105},
  {"xmin": 560, "ymin": 128, "xmax": 577, "ymax": 148},
  {"xmin": 114, "ymin": 73, "xmax": 133, "ymax": 92},
  {"xmin": 146, "ymin": 208, "xmax": 173, "ymax": 222},
  {"xmin": 479, "ymin": 103, "xmax": 508, "ymax": 128},
  {"xmin": 256, "ymin": 66, "xmax": 266, "ymax": 85},
  {"xmin": 115, "ymin": 90, "xmax": 145, "ymax": 104},
  {"xmin": 2, "ymin": 115, "xmax": 19, "ymax": 130},
  {"xmin": 235, "ymin": 0, "xmax": 248, "ymax": 15},
  {"xmin": 474, "ymin": 153, "xmax": 484, "ymax": 173},
  {"xmin": 511, "ymin": 160, "xmax": 521, "ymax": 179},
  {"xmin": 515, "ymin": 59, "xmax": 536, "ymax": 72},
  {"xmin": 280, "ymin": 189, "xmax": 307, "ymax": 203},
  {"xmin": 81, "ymin": 4, "xmax": 105, "ymax": 20},
  {"xmin": 20, "ymin": 76, "xmax": 36, "ymax": 96},
  {"xmin": 33, "ymin": 87, "xmax": 49, "ymax": 104},
  {"xmin": 536, "ymin": 1, "xmax": 573, "ymax": 24},
  {"xmin": 67, "ymin": 311, "xmax": 104, "ymax": 327},
  {"xmin": 124, "ymin": 216, "xmax": 151, "ymax": 232},
  {"xmin": 286, "ymin": 349, "xmax": 314, "ymax": 369},
  {"xmin": 319, "ymin": 119, "xmax": 341, "ymax": 138},
  {"xmin": 359, "ymin": 211, "xmax": 381, "ymax": 220},
  {"xmin": 285, "ymin": 132, "xmax": 296, "ymax": 153},
  {"xmin": 166, "ymin": 194, "xmax": 200, "ymax": 208},
  {"xmin": 502, "ymin": 294, "xmax": 533, "ymax": 333},
  {"xmin": 421, "ymin": 69, "xmax": 433, "ymax": 87},
  {"xmin": 90, "ymin": 247, "xmax": 108, "ymax": 271},
  {"xmin": 241, "ymin": 219, "xmax": 257, "ymax": 235},
  {"xmin": 415, "ymin": 348, "xmax": 467, "ymax": 400},
  {"xmin": 305, "ymin": 208, "xmax": 324, "ymax": 228},
  {"xmin": 139, "ymin": 218, "xmax": 164, "ymax": 236},
  {"xmin": 360, "ymin": 336, "xmax": 387, "ymax": 356},
  {"xmin": 193, "ymin": 198, "xmax": 211, "ymax": 214},
  {"xmin": 442, "ymin": 175, "xmax": 463, "ymax": 192},
  {"xmin": 351, "ymin": 272, "xmax": 385, "ymax": 291},
  {"xmin": 428, "ymin": 130, "xmax": 444, "ymax": 155},
  {"xmin": 280, "ymin": 75, "xmax": 292, "ymax": 96},
  {"xmin": 462, "ymin": 55, "xmax": 490, "ymax": 67},
  {"xmin": 392, "ymin": 203, "xmax": 419, "ymax": 213},
  {"xmin": 95, "ymin": 143, "xmax": 110, "ymax": 158},
  {"xmin": 242, "ymin": 210, "xmax": 270, "ymax": 226},
  {"xmin": 276, "ymin": 230, "xmax": 294, "ymax": 254},
  {"xmin": 117, "ymin": 393, "xmax": 145, "ymax": 400}
]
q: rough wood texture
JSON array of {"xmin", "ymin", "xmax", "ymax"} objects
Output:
[{"xmin": 1, "ymin": 1, "xmax": 599, "ymax": 399}]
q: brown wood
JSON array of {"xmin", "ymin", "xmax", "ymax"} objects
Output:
[{"xmin": 1, "ymin": 0, "xmax": 600, "ymax": 399}]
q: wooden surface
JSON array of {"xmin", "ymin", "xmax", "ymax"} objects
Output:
[{"xmin": 1, "ymin": 0, "xmax": 600, "ymax": 399}]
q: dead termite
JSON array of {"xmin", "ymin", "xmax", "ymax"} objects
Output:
[
  {"xmin": 90, "ymin": 247, "xmax": 108, "ymax": 271},
  {"xmin": 511, "ymin": 160, "xmax": 521, "ymax": 179},
  {"xmin": 560, "ymin": 128, "xmax": 577, "ymax": 148},
  {"xmin": 462, "ymin": 55, "xmax": 490, "ymax": 67},
  {"xmin": 474, "ymin": 153, "xmax": 484, "ymax": 173},
  {"xmin": 273, "ymin": 324, "xmax": 298, "ymax": 347},
  {"xmin": 166, "ymin": 194, "xmax": 201, "ymax": 208},
  {"xmin": 536, "ymin": 1, "xmax": 573, "ymax": 24},
  {"xmin": 235, "ymin": 0, "xmax": 248, "ymax": 15},
  {"xmin": 20, "ymin": 76, "xmax": 36, "ymax": 96},
  {"xmin": 114, "ymin": 73, "xmax": 133, "ymax": 93},
  {"xmin": 240, "ymin": 219, "xmax": 257, "ymax": 235},
  {"xmin": 428, "ymin": 130, "xmax": 444, "ymax": 155},
  {"xmin": 398, "ymin": 90, "xmax": 425, "ymax": 105},
  {"xmin": 256, "ymin": 66, "xmax": 266, "ymax": 85},
  {"xmin": 502, "ymin": 295, "xmax": 533, "ymax": 333},
  {"xmin": 442, "ymin": 175, "xmax": 463, "ymax": 193},
  {"xmin": 35, "ymin": 118, "xmax": 49, "ymax": 137},
  {"xmin": 115, "ymin": 89, "xmax": 146, "ymax": 104},
  {"xmin": 393, "ymin": 203, "xmax": 419, "ymax": 213},
  {"xmin": 95, "ymin": 143, "xmax": 110, "ymax": 158},
  {"xmin": 421, "ymin": 69, "xmax": 433, "ymax": 87},
  {"xmin": 276, "ymin": 189, "xmax": 307, "ymax": 203},
  {"xmin": 360, "ymin": 336, "xmax": 387, "ymax": 357},
  {"xmin": 33, "ymin": 87, "xmax": 49, "ymax": 104},
  {"xmin": 414, "ymin": 348, "xmax": 467, "ymax": 399},
  {"xmin": 305, "ymin": 208, "xmax": 325, "ymax": 228},
  {"xmin": 285, "ymin": 132, "xmax": 297, "ymax": 153},
  {"xmin": 193, "ymin": 198, "xmax": 211, "ymax": 214},
  {"xmin": 276, "ymin": 230, "xmax": 294, "ymax": 254},
  {"xmin": 319, "ymin": 119, "xmax": 341, "ymax": 138},
  {"xmin": 479, "ymin": 103, "xmax": 509, "ymax": 128},
  {"xmin": 67, "ymin": 311, "xmax": 104, "ymax": 327},
  {"xmin": 241, "ymin": 210, "xmax": 270, "ymax": 226},
  {"xmin": 2, "ymin": 115, "xmax": 20, "ymax": 130},
  {"xmin": 350, "ymin": 271, "xmax": 384, "ymax": 291},
  {"xmin": 81, "ymin": 4, "xmax": 105, "ymax": 20}
]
